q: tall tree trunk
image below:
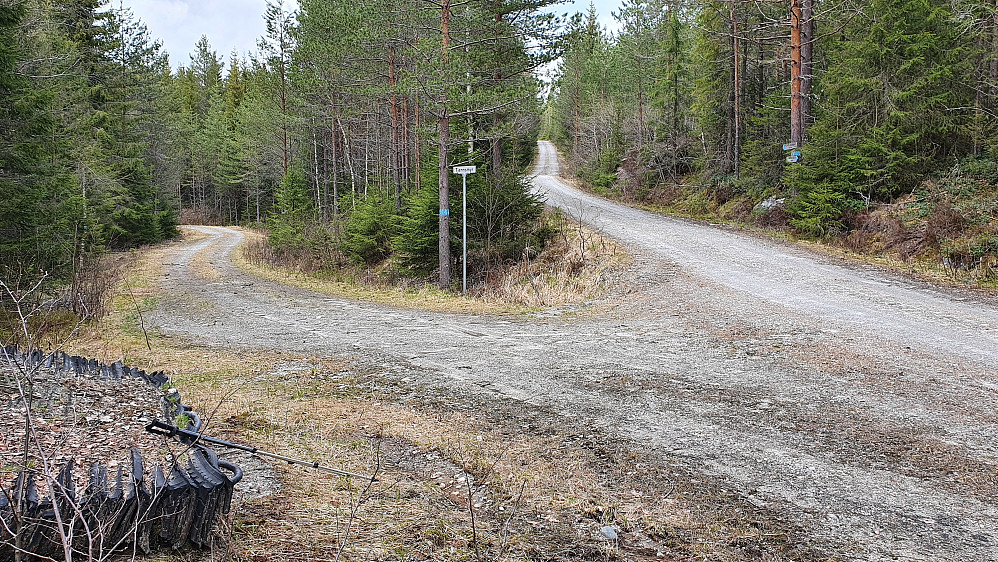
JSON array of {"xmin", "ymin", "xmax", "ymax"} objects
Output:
[
  {"xmin": 323, "ymin": 130, "xmax": 330, "ymax": 221},
  {"xmin": 573, "ymin": 64, "xmax": 581, "ymax": 160},
  {"xmin": 402, "ymin": 96, "xmax": 411, "ymax": 190},
  {"xmin": 790, "ymin": 0, "xmax": 803, "ymax": 147},
  {"xmin": 730, "ymin": 0, "xmax": 741, "ymax": 176},
  {"xmin": 991, "ymin": 0, "xmax": 998, "ymax": 104},
  {"xmin": 636, "ymin": 56, "xmax": 644, "ymax": 149},
  {"xmin": 280, "ymin": 51, "xmax": 289, "ymax": 176},
  {"xmin": 492, "ymin": 114, "xmax": 502, "ymax": 176},
  {"xmin": 801, "ymin": 0, "xmax": 814, "ymax": 140},
  {"xmin": 667, "ymin": 6, "xmax": 679, "ymax": 175},
  {"xmin": 492, "ymin": 5, "xmax": 504, "ymax": 179},
  {"xmin": 365, "ymin": 112, "xmax": 371, "ymax": 195},
  {"xmin": 331, "ymin": 110, "xmax": 340, "ymax": 218},
  {"xmin": 389, "ymin": 42, "xmax": 402, "ymax": 211},
  {"xmin": 414, "ymin": 94, "xmax": 422, "ymax": 193},
  {"xmin": 313, "ymin": 128, "xmax": 321, "ymax": 216},
  {"xmin": 438, "ymin": 0, "xmax": 452, "ymax": 289},
  {"xmin": 338, "ymin": 117, "xmax": 357, "ymax": 197}
]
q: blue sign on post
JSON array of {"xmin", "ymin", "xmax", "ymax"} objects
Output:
[{"xmin": 440, "ymin": 209, "xmax": 450, "ymax": 216}]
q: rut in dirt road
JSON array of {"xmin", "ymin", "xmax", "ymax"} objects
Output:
[{"xmin": 148, "ymin": 141, "xmax": 998, "ymax": 562}]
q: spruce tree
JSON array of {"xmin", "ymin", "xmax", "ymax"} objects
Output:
[
  {"xmin": 791, "ymin": 0, "xmax": 976, "ymax": 230},
  {"xmin": 0, "ymin": 1, "xmax": 78, "ymax": 283}
]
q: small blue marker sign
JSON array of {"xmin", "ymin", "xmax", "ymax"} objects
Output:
[{"xmin": 440, "ymin": 209, "xmax": 450, "ymax": 216}]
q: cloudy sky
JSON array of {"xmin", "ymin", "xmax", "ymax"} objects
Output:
[{"xmin": 125, "ymin": 0, "xmax": 622, "ymax": 70}]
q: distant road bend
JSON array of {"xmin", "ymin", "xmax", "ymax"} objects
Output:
[{"xmin": 149, "ymin": 140, "xmax": 998, "ymax": 561}]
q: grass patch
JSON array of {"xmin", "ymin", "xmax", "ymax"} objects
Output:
[
  {"xmin": 234, "ymin": 217, "xmax": 628, "ymax": 316},
  {"xmin": 476, "ymin": 210, "xmax": 630, "ymax": 308},
  {"xmin": 236, "ymin": 232, "xmax": 508, "ymax": 315}
]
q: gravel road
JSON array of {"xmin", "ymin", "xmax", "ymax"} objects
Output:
[{"xmin": 147, "ymin": 141, "xmax": 998, "ymax": 561}]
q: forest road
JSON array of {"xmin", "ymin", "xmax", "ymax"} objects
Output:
[{"xmin": 148, "ymin": 140, "xmax": 998, "ymax": 561}]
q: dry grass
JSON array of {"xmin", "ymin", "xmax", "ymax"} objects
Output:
[
  {"xmin": 472, "ymin": 213, "xmax": 630, "ymax": 308},
  {"xmin": 234, "ymin": 221, "xmax": 628, "ymax": 316},
  {"xmin": 791, "ymin": 236, "xmax": 996, "ymax": 292},
  {"xmin": 236, "ymin": 233, "xmax": 505, "ymax": 315}
]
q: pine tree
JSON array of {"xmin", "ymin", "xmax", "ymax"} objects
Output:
[
  {"xmin": 99, "ymin": 5, "xmax": 177, "ymax": 246},
  {"xmin": 0, "ymin": 1, "xmax": 78, "ymax": 282}
]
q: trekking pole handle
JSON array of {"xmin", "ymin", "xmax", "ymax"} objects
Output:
[{"xmin": 146, "ymin": 419, "xmax": 180, "ymax": 437}]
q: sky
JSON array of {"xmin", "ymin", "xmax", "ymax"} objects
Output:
[{"xmin": 125, "ymin": 0, "xmax": 622, "ymax": 70}]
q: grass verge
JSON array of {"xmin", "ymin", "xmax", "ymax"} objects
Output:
[
  {"xmin": 233, "ymin": 213, "xmax": 629, "ymax": 316},
  {"xmin": 575, "ymin": 178, "xmax": 998, "ymax": 294}
]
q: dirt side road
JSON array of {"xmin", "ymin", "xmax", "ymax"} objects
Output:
[{"xmin": 147, "ymin": 142, "xmax": 998, "ymax": 561}]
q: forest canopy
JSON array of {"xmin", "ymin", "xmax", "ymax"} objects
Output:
[
  {"xmin": 3, "ymin": 0, "xmax": 996, "ymax": 298},
  {"xmin": 1, "ymin": 0, "xmax": 561, "ymax": 294}
]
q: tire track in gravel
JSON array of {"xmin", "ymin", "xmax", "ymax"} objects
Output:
[{"xmin": 146, "ymin": 142, "xmax": 998, "ymax": 562}]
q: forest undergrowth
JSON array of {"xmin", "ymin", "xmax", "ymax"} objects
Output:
[
  {"xmin": 575, "ymin": 166, "xmax": 998, "ymax": 292},
  {"xmin": 237, "ymin": 209, "xmax": 630, "ymax": 315}
]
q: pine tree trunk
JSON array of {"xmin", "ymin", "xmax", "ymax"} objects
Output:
[
  {"xmin": 730, "ymin": 0, "xmax": 741, "ymax": 176},
  {"xmin": 414, "ymin": 95, "xmax": 422, "ymax": 193},
  {"xmin": 331, "ymin": 109, "xmax": 340, "ymax": 218},
  {"xmin": 322, "ymin": 130, "xmax": 330, "ymax": 221},
  {"xmin": 990, "ymin": 0, "xmax": 998, "ymax": 104},
  {"xmin": 403, "ymin": 97, "xmax": 411, "ymax": 190},
  {"xmin": 492, "ymin": 113, "xmax": 502, "ymax": 177},
  {"xmin": 637, "ymin": 56, "xmax": 644, "ymax": 149},
  {"xmin": 280, "ymin": 53, "xmax": 289, "ymax": 176},
  {"xmin": 801, "ymin": 0, "xmax": 814, "ymax": 141},
  {"xmin": 438, "ymin": 0, "xmax": 452, "ymax": 289},
  {"xmin": 389, "ymin": 43, "xmax": 402, "ymax": 211},
  {"xmin": 573, "ymin": 64, "xmax": 581, "ymax": 161},
  {"xmin": 790, "ymin": 0, "xmax": 803, "ymax": 147},
  {"xmin": 492, "ymin": 7, "xmax": 504, "ymax": 179}
]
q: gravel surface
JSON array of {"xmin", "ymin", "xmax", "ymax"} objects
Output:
[{"xmin": 146, "ymin": 141, "xmax": 998, "ymax": 561}]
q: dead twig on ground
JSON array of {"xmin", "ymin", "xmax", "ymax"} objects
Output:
[{"xmin": 334, "ymin": 438, "xmax": 383, "ymax": 562}]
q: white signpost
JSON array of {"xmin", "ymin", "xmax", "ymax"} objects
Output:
[{"xmin": 453, "ymin": 165, "xmax": 477, "ymax": 295}]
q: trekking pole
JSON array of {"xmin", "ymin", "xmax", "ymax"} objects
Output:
[{"xmin": 146, "ymin": 420, "xmax": 376, "ymax": 481}]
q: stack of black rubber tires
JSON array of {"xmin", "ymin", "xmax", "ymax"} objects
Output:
[{"xmin": 0, "ymin": 348, "xmax": 242, "ymax": 560}]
